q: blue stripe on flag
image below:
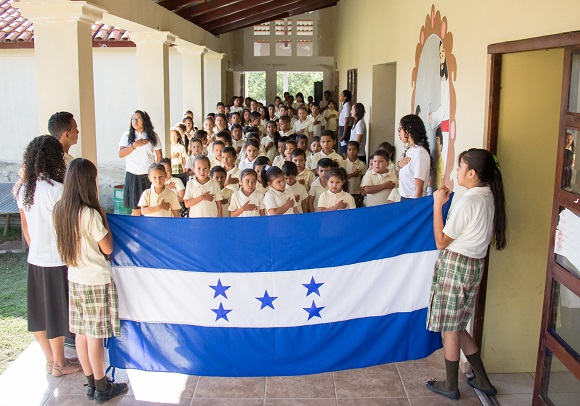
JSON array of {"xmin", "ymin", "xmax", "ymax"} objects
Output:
[{"xmin": 108, "ymin": 309, "xmax": 442, "ymax": 377}]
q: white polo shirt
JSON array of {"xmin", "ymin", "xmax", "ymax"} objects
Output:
[
  {"xmin": 361, "ymin": 170, "xmax": 397, "ymax": 207},
  {"xmin": 398, "ymin": 145, "xmax": 430, "ymax": 198},
  {"xmin": 318, "ymin": 190, "xmax": 356, "ymax": 210},
  {"xmin": 264, "ymin": 187, "xmax": 297, "ymax": 215},
  {"xmin": 138, "ymin": 186, "xmax": 181, "ymax": 217},
  {"xmin": 119, "ymin": 131, "xmax": 162, "ymax": 175},
  {"xmin": 228, "ymin": 189, "xmax": 265, "ymax": 217},
  {"xmin": 184, "ymin": 177, "xmax": 222, "ymax": 218}
]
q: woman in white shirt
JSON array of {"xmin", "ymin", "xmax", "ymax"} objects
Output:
[
  {"xmin": 350, "ymin": 102, "xmax": 367, "ymax": 163},
  {"xmin": 338, "ymin": 89, "xmax": 352, "ymax": 158},
  {"xmin": 397, "ymin": 114, "xmax": 432, "ymax": 199},
  {"xmin": 118, "ymin": 110, "xmax": 162, "ymax": 216}
]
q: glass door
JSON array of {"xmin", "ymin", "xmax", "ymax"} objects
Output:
[{"xmin": 533, "ymin": 47, "xmax": 580, "ymax": 405}]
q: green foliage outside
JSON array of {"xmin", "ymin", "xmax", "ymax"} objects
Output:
[{"xmin": 246, "ymin": 71, "xmax": 323, "ymax": 104}]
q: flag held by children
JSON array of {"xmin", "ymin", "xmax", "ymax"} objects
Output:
[{"xmin": 107, "ymin": 196, "xmax": 450, "ymax": 377}]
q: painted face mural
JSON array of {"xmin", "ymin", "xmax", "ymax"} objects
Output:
[{"xmin": 411, "ymin": 5, "xmax": 457, "ymax": 191}]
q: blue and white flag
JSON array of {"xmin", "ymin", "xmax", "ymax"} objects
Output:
[{"xmin": 107, "ymin": 196, "xmax": 450, "ymax": 377}]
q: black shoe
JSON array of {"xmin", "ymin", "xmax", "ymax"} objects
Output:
[
  {"xmin": 426, "ymin": 380, "xmax": 460, "ymax": 400},
  {"xmin": 84, "ymin": 384, "xmax": 95, "ymax": 400},
  {"xmin": 94, "ymin": 382, "xmax": 128, "ymax": 404},
  {"xmin": 467, "ymin": 376, "xmax": 497, "ymax": 396},
  {"xmin": 64, "ymin": 336, "xmax": 76, "ymax": 348}
]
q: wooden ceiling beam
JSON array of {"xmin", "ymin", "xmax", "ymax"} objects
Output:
[
  {"xmin": 197, "ymin": 0, "xmax": 305, "ymax": 26},
  {"xmin": 195, "ymin": 0, "xmax": 281, "ymax": 25},
  {"xmin": 175, "ymin": 0, "xmax": 245, "ymax": 19},
  {"xmin": 157, "ymin": 0, "xmax": 202, "ymax": 12},
  {"xmin": 211, "ymin": 0, "xmax": 337, "ymax": 35}
]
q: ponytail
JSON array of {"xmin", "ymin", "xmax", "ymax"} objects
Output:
[{"xmin": 460, "ymin": 149, "xmax": 507, "ymax": 250}]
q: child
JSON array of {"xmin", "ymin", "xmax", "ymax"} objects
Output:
[
  {"xmin": 282, "ymin": 161, "xmax": 309, "ymax": 213},
  {"xmin": 308, "ymin": 104, "xmax": 327, "ymax": 139},
  {"xmin": 262, "ymin": 121, "xmax": 278, "ymax": 162},
  {"xmin": 291, "ymin": 148, "xmax": 315, "ymax": 192},
  {"xmin": 238, "ymin": 138, "xmax": 260, "ymax": 171},
  {"xmin": 210, "ymin": 166, "xmax": 232, "ymax": 218},
  {"xmin": 426, "ymin": 149, "xmax": 507, "ymax": 400},
  {"xmin": 278, "ymin": 115, "xmax": 292, "ymax": 137},
  {"xmin": 210, "ymin": 140, "xmax": 225, "ymax": 168},
  {"xmin": 221, "ymin": 146, "xmax": 241, "ymax": 192},
  {"xmin": 185, "ymin": 136, "xmax": 204, "ymax": 175},
  {"xmin": 311, "ymin": 130, "xmax": 345, "ymax": 171},
  {"xmin": 345, "ymin": 141, "xmax": 368, "ymax": 207},
  {"xmin": 305, "ymin": 136, "xmax": 321, "ymax": 170},
  {"xmin": 249, "ymin": 111, "xmax": 265, "ymax": 136},
  {"xmin": 184, "ymin": 155, "xmax": 223, "ymax": 217},
  {"xmin": 15, "ymin": 135, "xmax": 82, "ymax": 377},
  {"xmin": 159, "ymin": 158, "xmax": 185, "ymax": 203},
  {"xmin": 287, "ymin": 107, "xmax": 297, "ymax": 127},
  {"xmin": 253, "ymin": 156, "xmax": 270, "ymax": 194},
  {"xmin": 229, "ymin": 169, "xmax": 266, "ymax": 217},
  {"xmin": 268, "ymin": 104, "xmax": 278, "ymax": 120},
  {"xmin": 272, "ymin": 136, "xmax": 290, "ymax": 168},
  {"xmin": 170, "ymin": 128, "xmax": 187, "ymax": 174},
  {"xmin": 215, "ymin": 131, "xmax": 232, "ymax": 147},
  {"xmin": 230, "ymin": 123, "xmax": 244, "ymax": 155},
  {"xmin": 378, "ymin": 141, "xmax": 397, "ymax": 175},
  {"xmin": 361, "ymin": 149, "xmax": 397, "ymax": 207},
  {"xmin": 53, "ymin": 158, "xmax": 128, "ymax": 403},
  {"xmin": 292, "ymin": 106, "xmax": 313, "ymax": 138},
  {"xmin": 262, "ymin": 166, "xmax": 299, "ymax": 215},
  {"xmin": 214, "ymin": 113, "xmax": 228, "ymax": 133},
  {"xmin": 323, "ymin": 100, "xmax": 339, "ymax": 138},
  {"xmin": 138, "ymin": 163, "xmax": 181, "ymax": 217},
  {"xmin": 318, "ymin": 167, "xmax": 356, "ymax": 211},
  {"xmin": 283, "ymin": 139, "xmax": 296, "ymax": 163},
  {"xmin": 295, "ymin": 134, "xmax": 311, "ymax": 159},
  {"xmin": 308, "ymin": 158, "xmax": 336, "ymax": 212}
]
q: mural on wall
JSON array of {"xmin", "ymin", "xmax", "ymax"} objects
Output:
[{"xmin": 411, "ymin": 5, "xmax": 457, "ymax": 191}]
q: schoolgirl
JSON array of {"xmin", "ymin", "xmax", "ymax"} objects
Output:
[
  {"xmin": 261, "ymin": 166, "xmax": 298, "ymax": 215},
  {"xmin": 317, "ymin": 167, "xmax": 356, "ymax": 211}
]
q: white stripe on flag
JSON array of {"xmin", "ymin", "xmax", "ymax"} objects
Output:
[{"xmin": 112, "ymin": 250, "xmax": 438, "ymax": 328}]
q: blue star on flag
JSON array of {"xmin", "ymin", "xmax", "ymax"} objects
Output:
[
  {"xmin": 303, "ymin": 300, "xmax": 325, "ymax": 320},
  {"xmin": 212, "ymin": 302, "xmax": 232, "ymax": 321},
  {"xmin": 210, "ymin": 278, "xmax": 231, "ymax": 298},
  {"xmin": 256, "ymin": 290, "xmax": 277, "ymax": 310},
  {"xmin": 302, "ymin": 276, "xmax": 324, "ymax": 296}
]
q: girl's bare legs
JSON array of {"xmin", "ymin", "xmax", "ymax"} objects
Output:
[
  {"xmin": 87, "ymin": 337, "xmax": 106, "ymax": 380},
  {"xmin": 75, "ymin": 334, "xmax": 92, "ymax": 376}
]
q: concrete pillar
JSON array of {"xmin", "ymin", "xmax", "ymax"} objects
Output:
[
  {"xmin": 130, "ymin": 31, "xmax": 176, "ymax": 156},
  {"xmin": 203, "ymin": 52, "xmax": 224, "ymax": 115},
  {"xmin": 17, "ymin": 0, "xmax": 105, "ymax": 163},
  {"xmin": 175, "ymin": 44, "xmax": 206, "ymax": 127},
  {"xmin": 265, "ymin": 66, "xmax": 277, "ymax": 104}
]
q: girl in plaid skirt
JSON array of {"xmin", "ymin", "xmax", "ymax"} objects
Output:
[
  {"xmin": 426, "ymin": 149, "xmax": 507, "ymax": 400},
  {"xmin": 54, "ymin": 158, "xmax": 128, "ymax": 403}
]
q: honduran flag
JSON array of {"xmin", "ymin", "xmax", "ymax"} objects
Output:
[{"xmin": 107, "ymin": 196, "xmax": 450, "ymax": 377}]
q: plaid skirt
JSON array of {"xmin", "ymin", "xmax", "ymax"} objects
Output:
[
  {"xmin": 172, "ymin": 163, "xmax": 184, "ymax": 174},
  {"xmin": 427, "ymin": 249, "xmax": 484, "ymax": 332},
  {"xmin": 69, "ymin": 280, "xmax": 120, "ymax": 338}
]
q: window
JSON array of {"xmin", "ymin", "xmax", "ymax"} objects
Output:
[
  {"xmin": 296, "ymin": 20, "xmax": 313, "ymax": 36},
  {"xmin": 253, "ymin": 22, "xmax": 270, "ymax": 36},
  {"xmin": 297, "ymin": 40, "xmax": 313, "ymax": 56},
  {"xmin": 254, "ymin": 40, "xmax": 270, "ymax": 57},
  {"xmin": 275, "ymin": 19, "xmax": 292, "ymax": 35},
  {"xmin": 275, "ymin": 40, "xmax": 292, "ymax": 57}
]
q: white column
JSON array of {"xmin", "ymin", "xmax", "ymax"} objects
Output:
[
  {"xmin": 203, "ymin": 52, "xmax": 224, "ymax": 115},
  {"xmin": 265, "ymin": 66, "xmax": 277, "ymax": 104},
  {"xmin": 17, "ymin": 0, "xmax": 105, "ymax": 163},
  {"xmin": 175, "ymin": 44, "xmax": 206, "ymax": 126},
  {"xmin": 130, "ymin": 31, "xmax": 176, "ymax": 156}
]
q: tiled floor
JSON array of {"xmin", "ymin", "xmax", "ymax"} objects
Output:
[{"xmin": 0, "ymin": 340, "xmax": 545, "ymax": 405}]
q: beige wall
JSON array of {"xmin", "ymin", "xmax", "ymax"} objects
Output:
[{"xmin": 334, "ymin": 0, "xmax": 580, "ymax": 372}]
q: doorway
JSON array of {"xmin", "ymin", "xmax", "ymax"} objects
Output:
[{"xmin": 370, "ymin": 63, "xmax": 396, "ymax": 155}]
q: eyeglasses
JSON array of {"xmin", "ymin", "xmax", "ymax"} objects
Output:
[{"xmin": 131, "ymin": 117, "xmax": 143, "ymax": 123}]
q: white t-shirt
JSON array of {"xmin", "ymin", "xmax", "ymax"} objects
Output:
[
  {"xmin": 138, "ymin": 186, "xmax": 181, "ymax": 217},
  {"xmin": 360, "ymin": 170, "xmax": 398, "ymax": 207},
  {"xmin": 184, "ymin": 177, "xmax": 223, "ymax": 218},
  {"xmin": 398, "ymin": 146, "xmax": 430, "ymax": 198},
  {"xmin": 318, "ymin": 190, "xmax": 356, "ymax": 210},
  {"xmin": 351, "ymin": 119, "xmax": 367, "ymax": 158},
  {"xmin": 444, "ymin": 186, "xmax": 495, "ymax": 259},
  {"xmin": 339, "ymin": 102, "xmax": 351, "ymax": 127},
  {"xmin": 308, "ymin": 114, "xmax": 327, "ymax": 139},
  {"xmin": 17, "ymin": 180, "xmax": 65, "ymax": 267},
  {"xmin": 228, "ymin": 189, "xmax": 265, "ymax": 217},
  {"xmin": 119, "ymin": 131, "xmax": 162, "ymax": 175},
  {"xmin": 67, "ymin": 207, "xmax": 111, "ymax": 285},
  {"xmin": 264, "ymin": 188, "xmax": 297, "ymax": 215}
]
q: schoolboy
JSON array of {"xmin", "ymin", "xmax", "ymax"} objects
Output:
[
  {"xmin": 185, "ymin": 137, "xmax": 204, "ymax": 175},
  {"xmin": 138, "ymin": 164, "xmax": 181, "ymax": 217},
  {"xmin": 230, "ymin": 124, "xmax": 244, "ymax": 155},
  {"xmin": 295, "ymin": 134, "xmax": 312, "ymax": 158},
  {"xmin": 210, "ymin": 140, "xmax": 225, "ymax": 168},
  {"xmin": 159, "ymin": 158, "xmax": 185, "ymax": 202},
  {"xmin": 308, "ymin": 104, "xmax": 327, "ymax": 139},
  {"xmin": 287, "ymin": 106, "xmax": 297, "ymax": 127},
  {"xmin": 221, "ymin": 146, "xmax": 241, "ymax": 192},
  {"xmin": 262, "ymin": 121, "xmax": 278, "ymax": 162},
  {"xmin": 216, "ymin": 102, "xmax": 226, "ymax": 115},
  {"xmin": 272, "ymin": 136, "xmax": 290, "ymax": 168},
  {"xmin": 345, "ymin": 141, "xmax": 368, "ymax": 207},
  {"xmin": 310, "ymin": 130, "xmax": 345, "ymax": 171},
  {"xmin": 282, "ymin": 162, "xmax": 309, "ymax": 213},
  {"xmin": 210, "ymin": 166, "xmax": 232, "ymax": 218},
  {"xmin": 278, "ymin": 115, "xmax": 292, "ymax": 137},
  {"xmin": 249, "ymin": 111, "xmax": 265, "ymax": 136},
  {"xmin": 292, "ymin": 106, "xmax": 313, "ymax": 138},
  {"xmin": 48, "ymin": 111, "xmax": 78, "ymax": 166},
  {"xmin": 292, "ymin": 148, "xmax": 315, "ymax": 192},
  {"xmin": 360, "ymin": 149, "xmax": 397, "ymax": 207},
  {"xmin": 308, "ymin": 158, "xmax": 336, "ymax": 212}
]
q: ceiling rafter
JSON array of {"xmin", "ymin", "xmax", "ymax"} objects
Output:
[
  {"xmin": 194, "ymin": 0, "xmax": 281, "ymax": 25},
  {"xmin": 175, "ymin": 0, "xmax": 245, "ymax": 19}
]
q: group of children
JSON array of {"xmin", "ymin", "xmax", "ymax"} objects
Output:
[{"xmin": 146, "ymin": 96, "xmax": 402, "ymax": 218}]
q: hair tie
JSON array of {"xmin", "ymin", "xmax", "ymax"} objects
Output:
[
  {"xmin": 264, "ymin": 164, "xmax": 271, "ymax": 171},
  {"xmin": 492, "ymin": 154, "xmax": 501, "ymax": 169}
]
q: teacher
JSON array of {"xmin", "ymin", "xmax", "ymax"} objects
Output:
[
  {"xmin": 118, "ymin": 110, "xmax": 162, "ymax": 216},
  {"xmin": 397, "ymin": 114, "xmax": 432, "ymax": 199}
]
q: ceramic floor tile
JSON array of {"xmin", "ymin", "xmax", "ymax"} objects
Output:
[
  {"xmin": 493, "ymin": 393, "xmax": 533, "ymax": 406},
  {"xmin": 334, "ymin": 364, "xmax": 405, "ymax": 398},
  {"xmin": 338, "ymin": 398, "xmax": 410, "ymax": 405},
  {"xmin": 44, "ymin": 393, "xmax": 121, "ymax": 405},
  {"xmin": 408, "ymin": 394, "xmax": 482, "ymax": 405},
  {"xmin": 265, "ymin": 399, "xmax": 337, "ymax": 406},
  {"xmin": 266, "ymin": 373, "xmax": 335, "ymax": 399},
  {"xmin": 487, "ymin": 372, "xmax": 534, "ymax": 394},
  {"xmin": 116, "ymin": 395, "xmax": 190, "ymax": 405},
  {"xmin": 190, "ymin": 399, "xmax": 264, "ymax": 406},
  {"xmin": 194, "ymin": 377, "xmax": 266, "ymax": 398}
]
